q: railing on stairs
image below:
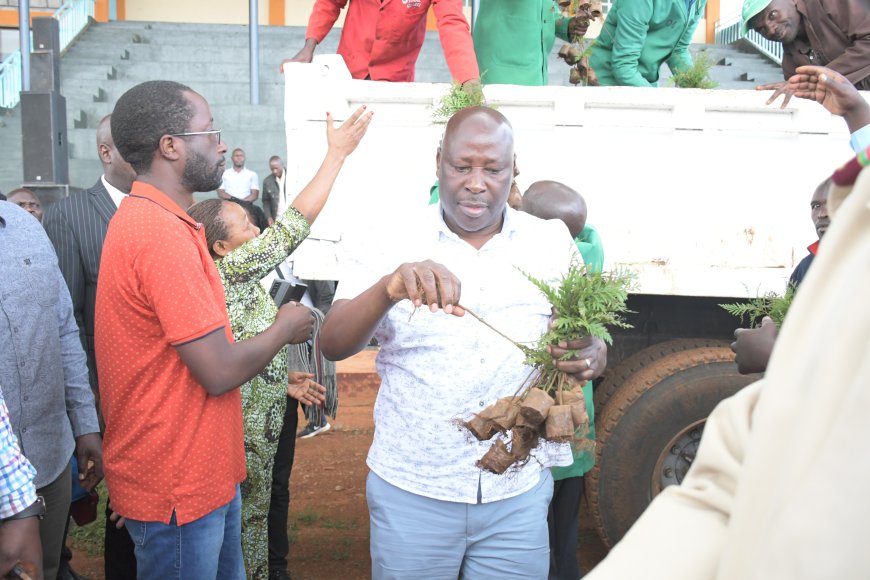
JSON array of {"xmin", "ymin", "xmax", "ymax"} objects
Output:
[
  {"xmin": 714, "ymin": 16, "xmax": 783, "ymax": 65},
  {"xmin": 0, "ymin": 0, "xmax": 95, "ymax": 110}
]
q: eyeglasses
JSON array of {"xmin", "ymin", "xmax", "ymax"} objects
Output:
[{"xmin": 169, "ymin": 129, "xmax": 222, "ymax": 144}]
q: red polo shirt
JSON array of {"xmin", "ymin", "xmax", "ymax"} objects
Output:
[
  {"xmin": 95, "ymin": 182, "xmax": 245, "ymax": 525},
  {"xmin": 306, "ymin": 0, "xmax": 479, "ymax": 83}
]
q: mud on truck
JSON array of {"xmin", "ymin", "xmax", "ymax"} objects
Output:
[{"xmin": 281, "ymin": 56, "xmax": 859, "ymax": 548}]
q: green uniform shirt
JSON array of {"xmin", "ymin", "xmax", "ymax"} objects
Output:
[
  {"xmin": 552, "ymin": 224, "xmax": 605, "ymax": 480},
  {"xmin": 589, "ymin": 0, "xmax": 706, "ymax": 87},
  {"xmin": 473, "ymin": 0, "xmax": 570, "ymax": 86}
]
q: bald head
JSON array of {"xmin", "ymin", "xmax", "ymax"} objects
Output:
[
  {"xmin": 522, "ymin": 181, "xmax": 587, "ymax": 238},
  {"xmin": 441, "ymin": 106, "xmax": 513, "ymax": 156},
  {"xmin": 97, "ymin": 113, "xmax": 136, "ymax": 193},
  {"xmin": 96, "ymin": 114, "xmax": 112, "ymax": 146}
]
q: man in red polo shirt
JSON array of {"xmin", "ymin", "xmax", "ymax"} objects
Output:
[
  {"xmin": 282, "ymin": 0, "xmax": 479, "ymax": 85},
  {"xmin": 95, "ymin": 80, "xmax": 315, "ymax": 579}
]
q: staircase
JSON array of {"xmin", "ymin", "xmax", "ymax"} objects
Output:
[{"xmin": 0, "ymin": 20, "xmax": 454, "ymax": 197}]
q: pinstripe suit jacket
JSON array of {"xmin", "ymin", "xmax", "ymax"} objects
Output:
[{"xmin": 43, "ymin": 178, "xmax": 117, "ymax": 399}]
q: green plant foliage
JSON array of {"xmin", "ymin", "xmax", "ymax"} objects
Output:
[
  {"xmin": 669, "ymin": 51, "xmax": 719, "ymax": 89},
  {"xmin": 431, "ymin": 82, "xmax": 490, "ymax": 124},
  {"xmin": 524, "ymin": 263, "xmax": 635, "ymax": 371},
  {"xmin": 719, "ymin": 285, "xmax": 795, "ymax": 327}
]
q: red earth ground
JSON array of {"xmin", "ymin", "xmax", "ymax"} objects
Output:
[{"xmin": 70, "ymin": 348, "xmax": 608, "ymax": 579}]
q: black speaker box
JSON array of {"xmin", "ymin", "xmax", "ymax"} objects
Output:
[
  {"xmin": 21, "ymin": 91, "xmax": 69, "ymax": 184},
  {"xmin": 32, "ymin": 17, "xmax": 60, "ymax": 53},
  {"xmin": 30, "ymin": 51, "xmax": 61, "ymax": 92}
]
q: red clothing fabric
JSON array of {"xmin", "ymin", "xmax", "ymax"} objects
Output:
[
  {"xmin": 306, "ymin": 0, "xmax": 479, "ymax": 83},
  {"xmin": 95, "ymin": 182, "xmax": 245, "ymax": 525},
  {"xmin": 808, "ymin": 240, "xmax": 820, "ymax": 255}
]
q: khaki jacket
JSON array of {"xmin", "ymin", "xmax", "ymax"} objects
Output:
[{"xmin": 589, "ymin": 163, "xmax": 870, "ymax": 579}]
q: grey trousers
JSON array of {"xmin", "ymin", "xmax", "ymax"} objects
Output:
[{"xmin": 38, "ymin": 462, "xmax": 72, "ymax": 580}]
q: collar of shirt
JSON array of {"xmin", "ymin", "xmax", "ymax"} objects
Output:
[
  {"xmin": 127, "ymin": 182, "xmax": 201, "ymax": 231},
  {"xmin": 431, "ymin": 203, "xmax": 516, "ymax": 244},
  {"xmin": 101, "ymin": 175, "xmax": 128, "ymax": 209}
]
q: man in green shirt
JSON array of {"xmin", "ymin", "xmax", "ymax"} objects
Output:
[
  {"xmin": 590, "ymin": 0, "xmax": 707, "ymax": 86},
  {"xmin": 522, "ymin": 180, "xmax": 604, "ymax": 579},
  {"xmin": 473, "ymin": 0, "xmax": 589, "ymax": 86}
]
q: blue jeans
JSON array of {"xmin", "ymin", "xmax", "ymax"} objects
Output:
[
  {"xmin": 124, "ymin": 486, "xmax": 245, "ymax": 580},
  {"xmin": 367, "ymin": 471, "xmax": 554, "ymax": 579}
]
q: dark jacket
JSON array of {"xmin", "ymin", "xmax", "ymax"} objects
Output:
[
  {"xmin": 782, "ymin": 0, "xmax": 870, "ymax": 89},
  {"xmin": 262, "ymin": 173, "xmax": 282, "ymax": 222},
  {"xmin": 43, "ymin": 179, "xmax": 116, "ymax": 400}
]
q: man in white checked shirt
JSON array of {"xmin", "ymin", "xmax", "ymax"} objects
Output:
[
  {"xmin": 321, "ymin": 106, "xmax": 607, "ymax": 579},
  {"xmin": 0, "ymin": 385, "xmax": 43, "ymax": 579}
]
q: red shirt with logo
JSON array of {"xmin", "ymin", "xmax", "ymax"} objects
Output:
[
  {"xmin": 306, "ymin": 0, "xmax": 479, "ymax": 83},
  {"xmin": 95, "ymin": 182, "xmax": 245, "ymax": 525}
]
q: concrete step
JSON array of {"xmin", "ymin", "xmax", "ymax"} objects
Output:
[{"xmin": 0, "ymin": 20, "xmax": 454, "ymax": 194}]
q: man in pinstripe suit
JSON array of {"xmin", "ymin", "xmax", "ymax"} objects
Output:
[{"xmin": 43, "ymin": 113, "xmax": 138, "ymax": 580}]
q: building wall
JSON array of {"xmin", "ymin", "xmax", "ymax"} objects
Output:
[
  {"xmin": 0, "ymin": 1, "xmax": 63, "ymax": 8},
  {"xmin": 124, "ymin": 0, "xmax": 270, "ymax": 25}
]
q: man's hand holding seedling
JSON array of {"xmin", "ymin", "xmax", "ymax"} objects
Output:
[
  {"xmin": 384, "ymin": 260, "xmax": 466, "ymax": 316},
  {"xmin": 547, "ymin": 327, "xmax": 607, "ymax": 383}
]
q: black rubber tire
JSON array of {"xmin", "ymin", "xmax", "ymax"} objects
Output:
[
  {"xmin": 586, "ymin": 346, "xmax": 757, "ymax": 548},
  {"xmin": 594, "ymin": 338, "xmax": 730, "ymax": 411}
]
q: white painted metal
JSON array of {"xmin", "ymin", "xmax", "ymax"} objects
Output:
[{"xmin": 283, "ymin": 57, "xmax": 862, "ymax": 299}]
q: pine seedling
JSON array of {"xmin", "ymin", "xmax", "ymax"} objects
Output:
[
  {"xmin": 669, "ymin": 51, "xmax": 719, "ymax": 89},
  {"xmin": 719, "ymin": 285, "xmax": 795, "ymax": 327}
]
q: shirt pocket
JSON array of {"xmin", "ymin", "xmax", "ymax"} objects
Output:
[{"xmin": 21, "ymin": 252, "xmax": 60, "ymax": 307}]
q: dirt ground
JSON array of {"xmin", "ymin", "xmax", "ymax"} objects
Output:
[{"xmin": 71, "ymin": 348, "xmax": 608, "ymax": 579}]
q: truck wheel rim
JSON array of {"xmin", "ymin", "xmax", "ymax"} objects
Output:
[{"xmin": 652, "ymin": 418, "xmax": 705, "ymax": 495}]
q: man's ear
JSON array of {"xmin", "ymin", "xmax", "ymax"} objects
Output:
[
  {"xmin": 158, "ymin": 135, "xmax": 183, "ymax": 162},
  {"xmin": 98, "ymin": 143, "xmax": 112, "ymax": 164},
  {"xmin": 213, "ymin": 239, "xmax": 231, "ymax": 258},
  {"xmin": 435, "ymin": 147, "xmax": 442, "ymax": 180}
]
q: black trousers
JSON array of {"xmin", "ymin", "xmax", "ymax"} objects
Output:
[
  {"xmin": 268, "ymin": 396, "xmax": 299, "ymax": 573},
  {"xmin": 104, "ymin": 495, "xmax": 138, "ymax": 579},
  {"xmin": 547, "ymin": 476, "xmax": 585, "ymax": 580}
]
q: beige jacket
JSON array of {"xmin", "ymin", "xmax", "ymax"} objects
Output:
[{"xmin": 588, "ymin": 165, "xmax": 870, "ymax": 579}]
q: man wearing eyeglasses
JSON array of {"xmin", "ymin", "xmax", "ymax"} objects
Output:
[{"xmin": 95, "ymin": 80, "xmax": 314, "ymax": 579}]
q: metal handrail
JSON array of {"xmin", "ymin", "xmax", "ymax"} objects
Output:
[
  {"xmin": 0, "ymin": 0, "xmax": 94, "ymax": 109},
  {"xmin": 0, "ymin": 51, "xmax": 22, "ymax": 108},
  {"xmin": 714, "ymin": 17, "xmax": 783, "ymax": 65}
]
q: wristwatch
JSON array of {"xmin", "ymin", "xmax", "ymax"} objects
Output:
[{"xmin": 1, "ymin": 496, "xmax": 45, "ymax": 524}]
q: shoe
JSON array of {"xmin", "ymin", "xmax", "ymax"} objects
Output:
[
  {"xmin": 297, "ymin": 420, "xmax": 331, "ymax": 439},
  {"xmin": 269, "ymin": 569, "xmax": 292, "ymax": 580}
]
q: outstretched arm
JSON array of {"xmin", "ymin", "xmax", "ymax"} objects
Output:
[
  {"xmin": 291, "ymin": 106, "xmax": 373, "ymax": 224},
  {"xmin": 608, "ymin": 0, "xmax": 656, "ymax": 87},
  {"xmin": 433, "ymin": 0, "xmax": 480, "ymax": 84},
  {"xmin": 320, "ymin": 260, "xmax": 464, "ymax": 361},
  {"xmin": 280, "ymin": 0, "xmax": 347, "ymax": 71},
  {"xmin": 781, "ymin": 66, "xmax": 870, "ymax": 135}
]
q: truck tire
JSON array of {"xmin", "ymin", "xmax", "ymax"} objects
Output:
[
  {"xmin": 587, "ymin": 346, "xmax": 757, "ymax": 548},
  {"xmin": 594, "ymin": 338, "xmax": 729, "ymax": 411}
]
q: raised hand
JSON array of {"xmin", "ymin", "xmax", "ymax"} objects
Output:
[{"xmin": 326, "ymin": 106, "xmax": 374, "ymax": 160}]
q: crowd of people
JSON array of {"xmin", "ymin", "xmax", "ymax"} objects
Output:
[{"xmin": 1, "ymin": 0, "xmax": 869, "ymax": 579}]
